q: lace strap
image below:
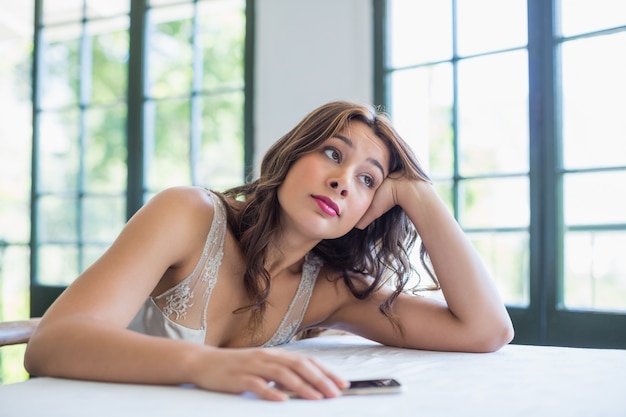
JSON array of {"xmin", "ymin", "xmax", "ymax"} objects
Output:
[
  {"xmin": 153, "ymin": 189, "xmax": 227, "ymax": 330},
  {"xmin": 262, "ymin": 253, "xmax": 323, "ymax": 347}
]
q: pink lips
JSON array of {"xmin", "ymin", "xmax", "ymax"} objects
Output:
[{"xmin": 312, "ymin": 195, "xmax": 340, "ymax": 217}]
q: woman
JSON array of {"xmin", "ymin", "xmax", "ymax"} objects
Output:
[{"xmin": 25, "ymin": 101, "xmax": 513, "ymax": 401}]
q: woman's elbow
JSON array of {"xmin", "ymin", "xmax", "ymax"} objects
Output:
[
  {"xmin": 24, "ymin": 346, "xmax": 40, "ymax": 377},
  {"xmin": 23, "ymin": 326, "xmax": 60, "ymax": 377},
  {"xmin": 23, "ymin": 333, "xmax": 47, "ymax": 377},
  {"xmin": 474, "ymin": 319, "xmax": 515, "ymax": 353}
]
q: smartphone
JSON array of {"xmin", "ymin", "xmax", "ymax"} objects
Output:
[
  {"xmin": 280, "ymin": 378, "xmax": 402, "ymax": 398},
  {"xmin": 341, "ymin": 378, "xmax": 403, "ymax": 396}
]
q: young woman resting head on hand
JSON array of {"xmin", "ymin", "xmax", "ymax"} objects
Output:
[{"xmin": 25, "ymin": 101, "xmax": 513, "ymax": 401}]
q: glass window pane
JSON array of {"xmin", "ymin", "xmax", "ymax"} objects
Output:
[
  {"xmin": 0, "ymin": 1, "xmax": 33, "ymax": 384},
  {"xmin": 459, "ymin": 177, "xmax": 529, "ymax": 229},
  {"xmin": 38, "ymin": 196, "xmax": 78, "ymax": 242},
  {"xmin": 564, "ymin": 171, "xmax": 626, "ymax": 226},
  {"xmin": 148, "ymin": 4, "xmax": 194, "ymax": 98},
  {"xmin": 86, "ymin": 105, "xmax": 127, "ymax": 192},
  {"xmin": 43, "ymin": 0, "xmax": 83, "ymax": 24},
  {"xmin": 198, "ymin": 0, "xmax": 245, "ymax": 91},
  {"xmin": 0, "ymin": 32, "xmax": 31, "ymax": 244},
  {"xmin": 89, "ymin": 19, "xmax": 130, "ymax": 104},
  {"xmin": 37, "ymin": 245, "xmax": 79, "ymax": 286},
  {"xmin": 150, "ymin": 0, "xmax": 192, "ymax": 6},
  {"xmin": 197, "ymin": 92, "xmax": 244, "ymax": 190},
  {"xmin": 0, "ymin": 246, "xmax": 30, "ymax": 319},
  {"xmin": 561, "ymin": 33, "xmax": 626, "ymax": 170},
  {"xmin": 388, "ymin": 0, "xmax": 453, "ymax": 67},
  {"xmin": 560, "ymin": 0, "xmax": 626, "ymax": 36},
  {"xmin": 457, "ymin": 51, "xmax": 529, "ymax": 176},
  {"xmin": 457, "ymin": 0, "xmax": 527, "ymax": 56},
  {"xmin": 0, "ymin": 204, "xmax": 29, "ymax": 243},
  {"xmin": 41, "ymin": 25, "xmax": 82, "ymax": 108},
  {"xmin": 0, "ymin": 343, "xmax": 27, "ymax": 383},
  {"xmin": 146, "ymin": 99, "xmax": 191, "ymax": 191},
  {"xmin": 390, "ymin": 64, "xmax": 454, "ymax": 178},
  {"xmin": 82, "ymin": 196, "xmax": 126, "ymax": 242},
  {"xmin": 564, "ymin": 231, "xmax": 626, "ymax": 311},
  {"xmin": 0, "ymin": 245, "xmax": 30, "ymax": 383},
  {"xmin": 470, "ymin": 232, "xmax": 530, "ymax": 306},
  {"xmin": 86, "ymin": 0, "xmax": 130, "ymax": 19},
  {"xmin": 39, "ymin": 109, "xmax": 80, "ymax": 192}
]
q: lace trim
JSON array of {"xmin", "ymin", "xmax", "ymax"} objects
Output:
[
  {"xmin": 156, "ymin": 191, "xmax": 226, "ymax": 327},
  {"xmin": 201, "ymin": 218, "xmax": 223, "ymax": 288},
  {"xmin": 162, "ymin": 284, "xmax": 193, "ymax": 320},
  {"xmin": 199, "ymin": 216, "xmax": 224, "ymax": 325},
  {"xmin": 262, "ymin": 253, "xmax": 323, "ymax": 347}
]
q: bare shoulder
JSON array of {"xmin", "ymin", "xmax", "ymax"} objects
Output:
[
  {"xmin": 136, "ymin": 186, "xmax": 220, "ymax": 255},
  {"xmin": 133, "ymin": 186, "xmax": 220, "ymax": 233},
  {"xmin": 144, "ymin": 186, "xmax": 217, "ymax": 217},
  {"xmin": 111, "ymin": 185, "xmax": 223, "ymax": 271}
]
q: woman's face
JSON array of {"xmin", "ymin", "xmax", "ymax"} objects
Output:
[{"xmin": 277, "ymin": 120, "xmax": 390, "ymax": 241}]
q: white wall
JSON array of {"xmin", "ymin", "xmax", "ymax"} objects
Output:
[{"xmin": 254, "ymin": 0, "xmax": 373, "ymax": 168}]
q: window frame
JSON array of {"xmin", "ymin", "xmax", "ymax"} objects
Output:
[
  {"xmin": 374, "ymin": 0, "xmax": 626, "ymax": 348},
  {"xmin": 29, "ymin": 0, "xmax": 254, "ymax": 317}
]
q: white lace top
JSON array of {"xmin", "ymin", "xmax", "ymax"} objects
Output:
[{"xmin": 128, "ymin": 189, "xmax": 323, "ymax": 347}]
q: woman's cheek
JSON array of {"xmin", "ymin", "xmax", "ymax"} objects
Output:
[{"xmin": 357, "ymin": 196, "xmax": 375, "ymax": 219}]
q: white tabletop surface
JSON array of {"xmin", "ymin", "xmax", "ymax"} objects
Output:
[{"xmin": 1, "ymin": 334, "xmax": 625, "ymax": 417}]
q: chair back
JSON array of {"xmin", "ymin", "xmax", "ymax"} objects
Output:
[{"xmin": 0, "ymin": 318, "xmax": 41, "ymax": 347}]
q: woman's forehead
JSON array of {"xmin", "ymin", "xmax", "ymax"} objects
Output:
[{"xmin": 331, "ymin": 121, "xmax": 391, "ymax": 174}]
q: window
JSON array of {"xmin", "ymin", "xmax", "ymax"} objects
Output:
[
  {"xmin": 0, "ymin": 0, "xmax": 250, "ymax": 383},
  {"xmin": 376, "ymin": 0, "xmax": 626, "ymax": 348},
  {"xmin": 0, "ymin": 1, "xmax": 34, "ymax": 385}
]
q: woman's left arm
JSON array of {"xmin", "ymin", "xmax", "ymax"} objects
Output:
[{"xmin": 349, "ymin": 177, "xmax": 514, "ymax": 352}]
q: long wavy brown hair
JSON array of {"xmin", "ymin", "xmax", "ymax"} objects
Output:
[{"xmin": 215, "ymin": 101, "xmax": 437, "ymax": 335}]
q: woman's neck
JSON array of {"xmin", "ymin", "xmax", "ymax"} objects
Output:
[{"xmin": 265, "ymin": 232, "xmax": 319, "ymax": 277}]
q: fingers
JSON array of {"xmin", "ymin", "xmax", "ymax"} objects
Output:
[
  {"xmin": 315, "ymin": 356, "xmax": 350, "ymax": 391},
  {"xmin": 356, "ymin": 175, "xmax": 413, "ymax": 229},
  {"xmin": 356, "ymin": 182, "xmax": 396, "ymax": 229},
  {"xmin": 195, "ymin": 348, "xmax": 346, "ymax": 401},
  {"xmin": 248, "ymin": 349, "xmax": 346, "ymax": 400}
]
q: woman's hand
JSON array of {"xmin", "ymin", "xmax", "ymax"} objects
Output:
[
  {"xmin": 345, "ymin": 175, "xmax": 514, "ymax": 353},
  {"xmin": 189, "ymin": 347, "xmax": 347, "ymax": 401},
  {"xmin": 355, "ymin": 174, "xmax": 405, "ymax": 230}
]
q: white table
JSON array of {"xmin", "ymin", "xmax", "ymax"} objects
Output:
[{"xmin": 1, "ymin": 335, "xmax": 625, "ymax": 416}]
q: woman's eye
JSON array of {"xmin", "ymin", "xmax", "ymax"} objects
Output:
[
  {"xmin": 324, "ymin": 148, "xmax": 340, "ymax": 162},
  {"xmin": 359, "ymin": 174, "xmax": 375, "ymax": 188}
]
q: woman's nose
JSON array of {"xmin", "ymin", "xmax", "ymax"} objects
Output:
[{"xmin": 329, "ymin": 179, "xmax": 348, "ymax": 197}]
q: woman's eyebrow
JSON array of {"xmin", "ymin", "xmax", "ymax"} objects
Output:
[{"xmin": 334, "ymin": 134, "xmax": 386, "ymax": 178}]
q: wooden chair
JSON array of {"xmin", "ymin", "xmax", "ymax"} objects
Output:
[{"xmin": 0, "ymin": 318, "xmax": 41, "ymax": 347}]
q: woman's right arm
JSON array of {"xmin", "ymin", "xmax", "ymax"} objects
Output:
[
  {"xmin": 24, "ymin": 186, "xmax": 344, "ymax": 401},
  {"xmin": 25, "ymin": 186, "xmax": 200, "ymax": 380}
]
